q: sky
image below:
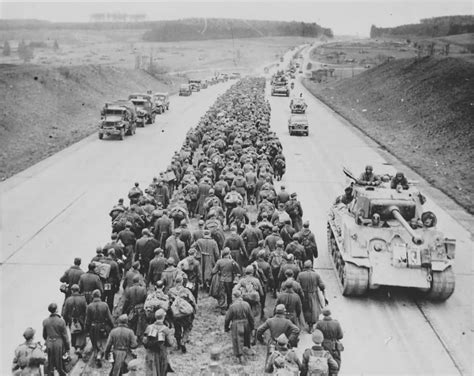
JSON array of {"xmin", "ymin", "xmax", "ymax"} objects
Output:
[{"xmin": 0, "ymin": 0, "xmax": 472, "ymax": 36}]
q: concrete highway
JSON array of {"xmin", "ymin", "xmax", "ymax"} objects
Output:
[{"xmin": 1, "ymin": 53, "xmax": 472, "ymax": 375}]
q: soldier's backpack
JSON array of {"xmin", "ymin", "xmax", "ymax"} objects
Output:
[
  {"xmin": 270, "ymin": 251, "xmax": 285, "ymax": 269},
  {"xmin": 307, "ymin": 349, "xmax": 330, "ymax": 376},
  {"xmin": 272, "ymin": 350, "xmax": 300, "ymax": 376},
  {"xmin": 93, "ymin": 261, "xmax": 111, "ymax": 280},
  {"xmin": 171, "ymin": 295, "xmax": 194, "ymax": 318},
  {"xmin": 239, "ymin": 279, "xmax": 260, "ymax": 303},
  {"xmin": 144, "ymin": 291, "xmax": 170, "ymax": 313}
]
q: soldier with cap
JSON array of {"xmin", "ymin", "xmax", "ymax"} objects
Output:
[
  {"xmin": 254, "ymin": 249, "xmax": 273, "ymax": 318},
  {"xmin": 161, "ymin": 257, "xmax": 181, "ymax": 293},
  {"xmin": 280, "ymin": 219, "xmax": 296, "ymax": 248},
  {"xmin": 358, "ymin": 165, "xmax": 381, "ymax": 186},
  {"xmin": 122, "ymin": 276, "xmax": 147, "ymax": 343},
  {"xmin": 315, "ymin": 308, "xmax": 344, "ymax": 371},
  {"xmin": 269, "ymin": 239, "xmax": 287, "ymax": 297},
  {"xmin": 59, "ymin": 257, "xmax": 84, "ymax": 299},
  {"xmin": 275, "ymin": 281, "xmax": 303, "ymax": 328},
  {"xmin": 118, "ymin": 222, "xmax": 136, "ymax": 271},
  {"xmin": 42, "ymin": 303, "xmax": 70, "ymax": 375},
  {"xmin": 297, "ymin": 221, "xmax": 319, "ymax": 261},
  {"xmin": 224, "ymin": 289, "xmax": 255, "ymax": 363},
  {"xmin": 62, "ymin": 284, "xmax": 87, "ymax": 357},
  {"xmin": 212, "ymin": 248, "xmax": 241, "ymax": 312},
  {"xmin": 143, "ymin": 309, "xmax": 175, "ymax": 376},
  {"xmin": 264, "ymin": 333, "xmax": 301, "ymax": 374},
  {"xmin": 102, "ymin": 249, "xmax": 121, "ymax": 312},
  {"xmin": 194, "ymin": 229, "xmax": 220, "ymax": 290},
  {"xmin": 224, "ymin": 225, "xmax": 248, "ymax": 268},
  {"xmin": 177, "ymin": 248, "xmax": 202, "ymax": 301},
  {"xmin": 257, "ymin": 304, "xmax": 300, "ymax": 348},
  {"xmin": 153, "ymin": 210, "xmax": 173, "ymax": 250},
  {"xmin": 135, "ymin": 229, "xmax": 160, "ymax": 277},
  {"xmin": 276, "ymin": 185, "xmax": 290, "ymax": 205},
  {"xmin": 200, "ymin": 346, "xmax": 230, "ymax": 376},
  {"xmin": 178, "ymin": 219, "xmax": 193, "ymax": 252},
  {"xmin": 285, "ymin": 193, "xmax": 303, "ymax": 232},
  {"xmin": 192, "ymin": 219, "xmax": 206, "ymax": 242},
  {"xmin": 257, "ymin": 212, "xmax": 274, "ymax": 239},
  {"xmin": 278, "ymin": 253, "xmax": 301, "ymax": 283},
  {"xmin": 301, "ymin": 329, "xmax": 339, "ymax": 376},
  {"xmin": 147, "ymin": 248, "xmax": 167, "ymax": 287},
  {"xmin": 105, "ymin": 314, "xmax": 138, "ymax": 376},
  {"xmin": 335, "ymin": 186, "xmax": 354, "ymax": 206},
  {"xmin": 123, "ymin": 261, "xmax": 145, "ymax": 291},
  {"xmin": 264, "ymin": 227, "xmax": 283, "ymax": 252},
  {"xmin": 12, "ymin": 327, "xmax": 45, "ymax": 375},
  {"xmin": 165, "ymin": 228, "xmax": 185, "ymax": 265},
  {"xmin": 241, "ymin": 219, "xmax": 264, "ymax": 256},
  {"xmin": 79, "ymin": 263, "xmax": 103, "ymax": 304}
]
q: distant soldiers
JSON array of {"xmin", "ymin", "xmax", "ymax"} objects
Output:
[{"xmin": 42, "ymin": 303, "xmax": 70, "ymax": 376}]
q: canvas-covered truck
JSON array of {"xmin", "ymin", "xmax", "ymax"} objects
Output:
[
  {"xmin": 152, "ymin": 92, "xmax": 170, "ymax": 114},
  {"xmin": 128, "ymin": 93, "xmax": 156, "ymax": 126},
  {"xmin": 327, "ymin": 168, "xmax": 456, "ymax": 300},
  {"xmin": 188, "ymin": 79, "xmax": 202, "ymax": 92},
  {"xmin": 99, "ymin": 101, "xmax": 137, "ymax": 140},
  {"xmin": 179, "ymin": 84, "xmax": 192, "ymax": 96}
]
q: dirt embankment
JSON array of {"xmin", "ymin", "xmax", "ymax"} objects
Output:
[
  {"xmin": 303, "ymin": 56, "xmax": 474, "ymax": 213},
  {"xmin": 0, "ymin": 64, "xmax": 184, "ymax": 179}
]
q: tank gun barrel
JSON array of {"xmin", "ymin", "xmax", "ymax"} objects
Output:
[{"xmin": 389, "ymin": 206, "xmax": 423, "ymax": 245}]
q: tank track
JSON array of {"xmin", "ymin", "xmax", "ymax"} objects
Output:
[
  {"xmin": 327, "ymin": 223, "xmax": 369, "ymax": 296},
  {"xmin": 426, "ymin": 267, "xmax": 455, "ymax": 301}
]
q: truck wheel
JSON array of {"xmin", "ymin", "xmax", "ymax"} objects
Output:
[
  {"xmin": 119, "ymin": 129, "xmax": 125, "ymax": 140},
  {"xmin": 98, "ymin": 133, "xmax": 103, "ymax": 140}
]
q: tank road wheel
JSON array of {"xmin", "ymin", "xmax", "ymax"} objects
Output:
[
  {"xmin": 341, "ymin": 262, "xmax": 369, "ymax": 296},
  {"xmin": 426, "ymin": 267, "xmax": 455, "ymax": 301}
]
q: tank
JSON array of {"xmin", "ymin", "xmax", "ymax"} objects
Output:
[{"xmin": 327, "ymin": 169, "xmax": 456, "ymax": 300}]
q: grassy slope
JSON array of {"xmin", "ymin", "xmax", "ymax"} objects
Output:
[
  {"xmin": 303, "ymin": 56, "xmax": 474, "ymax": 213},
  {"xmin": 0, "ymin": 64, "xmax": 183, "ymax": 179}
]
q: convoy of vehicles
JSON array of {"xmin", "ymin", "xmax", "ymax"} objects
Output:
[
  {"xmin": 327, "ymin": 169, "xmax": 456, "ymax": 300},
  {"xmin": 188, "ymin": 79, "xmax": 202, "ymax": 92}
]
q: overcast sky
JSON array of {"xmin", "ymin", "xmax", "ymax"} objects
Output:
[{"xmin": 1, "ymin": 1, "xmax": 472, "ymax": 36}]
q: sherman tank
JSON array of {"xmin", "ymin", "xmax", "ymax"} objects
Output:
[{"xmin": 327, "ymin": 169, "xmax": 456, "ymax": 300}]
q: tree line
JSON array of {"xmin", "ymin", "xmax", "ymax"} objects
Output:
[
  {"xmin": 370, "ymin": 15, "xmax": 474, "ymax": 38},
  {"xmin": 142, "ymin": 18, "xmax": 333, "ymax": 42}
]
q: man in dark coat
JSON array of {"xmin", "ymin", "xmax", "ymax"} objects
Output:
[
  {"xmin": 147, "ymin": 248, "xmax": 167, "ymax": 287},
  {"xmin": 178, "ymin": 220, "xmax": 193, "ymax": 252},
  {"xmin": 165, "ymin": 229, "xmax": 186, "ymax": 265},
  {"xmin": 154, "ymin": 210, "xmax": 173, "ymax": 250},
  {"xmin": 135, "ymin": 229, "xmax": 160, "ymax": 278},
  {"xmin": 315, "ymin": 308, "xmax": 344, "ymax": 371},
  {"xmin": 123, "ymin": 261, "xmax": 145, "ymax": 291},
  {"xmin": 78, "ymin": 263, "xmax": 103, "ymax": 304},
  {"xmin": 256, "ymin": 304, "xmax": 300, "ymax": 348},
  {"xmin": 254, "ymin": 250, "xmax": 273, "ymax": 319},
  {"xmin": 275, "ymin": 281, "xmax": 303, "ymax": 328},
  {"xmin": 280, "ymin": 220, "xmax": 296, "ymax": 248},
  {"xmin": 192, "ymin": 219, "xmax": 206, "ymax": 243},
  {"xmin": 105, "ymin": 314, "xmax": 138, "ymax": 376},
  {"xmin": 194, "ymin": 230, "xmax": 220, "ymax": 289},
  {"xmin": 276, "ymin": 185, "xmax": 290, "ymax": 205},
  {"xmin": 212, "ymin": 248, "xmax": 241, "ymax": 312},
  {"xmin": 85, "ymin": 290, "xmax": 114, "ymax": 367},
  {"xmin": 62, "ymin": 284, "xmax": 87, "ymax": 357},
  {"xmin": 224, "ymin": 290, "xmax": 255, "ymax": 362},
  {"xmin": 161, "ymin": 258, "xmax": 180, "ymax": 293},
  {"xmin": 297, "ymin": 261, "xmax": 327, "ymax": 333},
  {"xmin": 59, "ymin": 257, "xmax": 84, "ymax": 299},
  {"xmin": 264, "ymin": 227, "xmax": 282, "ymax": 253},
  {"xmin": 118, "ymin": 222, "xmax": 136, "ymax": 271},
  {"xmin": 241, "ymin": 220, "xmax": 263, "ymax": 256},
  {"xmin": 122, "ymin": 275, "xmax": 147, "ymax": 343},
  {"xmin": 285, "ymin": 235, "xmax": 306, "ymax": 268},
  {"xmin": 196, "ymin": 178, "xmax": 212, "ymax": 217},
  {"xmin": 43, "ymin": 303, "xmax": 70, "ymax": 376},
  {"xmin": 177, "ymin": 248, "xmax": 202, "ymax": 302},
  {"xmin": 224, "ymin": 225, "xmax": 248, "ymax": 268},
  {"xmin": 154, "ymin": 180, "xmax": 170, "ymax": 208},
  {"xmin": 297, "ymin": 221, "xmax": 319, "ymax": 261},
  {"xmin": 102, "ymin": 249, "xmax": 121, "ymax": 312},
  {"xmin": 285, "ymin": 193, "xmax": 303, "ymax": 232}
]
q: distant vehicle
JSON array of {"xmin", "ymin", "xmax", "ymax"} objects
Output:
[
  {"xmin": 290, "ymin": 98, "xmax": 307, "ymax": 114},
  {"xmin": 188, "ymin": 79, "xmax": 202, "ymax": 92},
  {"xmin": 179, "ymin": 84, "xmax": 192, "ymax": 96},
  {"xmin": 128, "ymin": 93, "xmax": 155, "ymax": 126},
  {"xmin": 99, "ymin": 101, "xmax": 137, "ymax": 140},
  {"xmin": 271, "ymin": 81, "xmax": 290, "ymax": 97},
  {"xmin": 288, "ymin": 114, "xmax": 309, "ymax": 136},
  {"xmin": 152, "ymin": 92, "xmax": 170, "ymax": 114},
  {"xmin": 230, "ymin": 72, "xmax": 241, "ymax": 80},
  {"xmin": 328, "ymin": 169, "xmax": 456, "ymax": 300},
  {"xmin": 201, "ymin": 80, "xmax": 208, "ymax": 89}
]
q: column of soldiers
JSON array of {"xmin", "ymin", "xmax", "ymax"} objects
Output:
[{"xmin": 13, "ymin": 77, "xmax": 344, "ymax": 376}]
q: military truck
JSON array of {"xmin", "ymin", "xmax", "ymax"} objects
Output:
[
  {"xmin": 99, "ymin": 101, "xmax": 137, "ymax": 140},
  {"xmin": 327, "ymin": 169, "xmax": 456, "ymax": 300},
  {"xmin": 188, "ymin": 79, "xmax": 202, "ymax": 92},
  {"xmin": 152, "ymin": 92, "xmax": 170, "ymax": 114},
  {"xmin": 290, "ymin": 98, "xmax": 307, "ymax": 113},
  {"xmin": 271, "ymin": 81, "xmax": 290, "ymax": 97},
  {"xmin": 179, "ymin": 84, "xmax": 192, "ymax": 96},
  {"xmin": 288, "ymin": 114, "xmax": 309, "ymax": 136},
  {"xmin": 128, "ymin": 93, "xmax": 156, "ymax": 126}
]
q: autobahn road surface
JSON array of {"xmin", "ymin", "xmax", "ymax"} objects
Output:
[
  {"xmin": 270, "ymin": 77, "xmax": 473, "ymax": 375},
  {"xmin": 1, "ymin": 68, "xmax": 472, "ymax": 375},
  {"xmin": 0, "ymin": 81, "xmax": 233, "ymax": 374}
]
